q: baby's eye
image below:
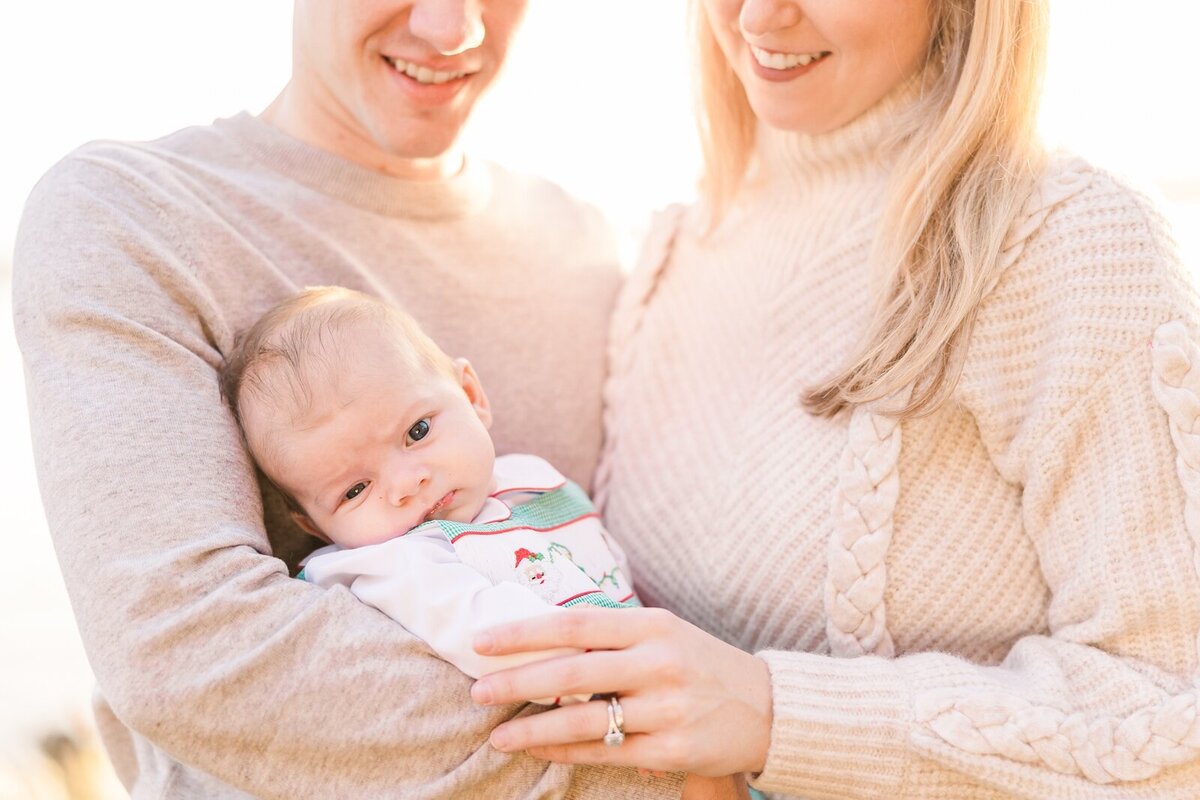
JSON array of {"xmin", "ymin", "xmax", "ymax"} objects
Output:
[
  {"xmin": 344, "ymin": 482, "xmax": 367, "ymax": 501},
  {"xmin": 407, "ymin": 418, "xmax": 430, "ymax": 443}
]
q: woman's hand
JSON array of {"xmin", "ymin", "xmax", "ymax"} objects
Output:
[{"xmin": 469, "ymin": 607, "xmax": 773, "ymax": 777}]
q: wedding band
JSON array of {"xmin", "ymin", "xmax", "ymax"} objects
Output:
[{"xmin": 603, "ymin": 695, "xmax": 626, "ymax": 747}]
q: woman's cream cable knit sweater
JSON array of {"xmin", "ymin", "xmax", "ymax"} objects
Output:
[{"xmin": 597, "ymin": 87, "xmax": 1200, "ymax": 799}]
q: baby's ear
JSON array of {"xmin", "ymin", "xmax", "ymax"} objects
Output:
[
  {"xmin": 290, "ymin": 511, "xmax": 331, "ymax": 544},
  {"xmin": 454, "ymin": 357, "xmax": 493, "ymax": 429}
]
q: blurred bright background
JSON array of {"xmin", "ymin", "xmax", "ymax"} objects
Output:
[{"xmin": 0, "ymin": 1, "xmax": 1197, "ymax": 796}]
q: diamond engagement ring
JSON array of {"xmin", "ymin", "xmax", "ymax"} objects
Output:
[{"xmin": 603, "ymin": 695, "xmax": 626, "ymax": 747}]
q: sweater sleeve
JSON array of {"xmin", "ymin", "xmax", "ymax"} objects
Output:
[
  {"xmin": 751, "ymin": 167, "xmax": 1200, "ymax": 799},
  {"xmin": 12, "ymin": 152, "xmax": 682, "ymax": 800}
]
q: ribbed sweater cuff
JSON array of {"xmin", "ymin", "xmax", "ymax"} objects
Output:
[{"xmin": 751, "ymin": 650, "xmax": 911, "ymax": 799}]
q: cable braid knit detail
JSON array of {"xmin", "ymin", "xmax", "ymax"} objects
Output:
[
  {"xmin": 986, "ymin": 157, "xmax": 1095, "ymax": 297},
  {"xmin": 825, "ymin": 393, "xmax": 907, "ymax": 658},
  {"xmin": 910, "ymin": 320, "xmax": 1200, "ymax": 784},
  {"xmin": 593, "ymin": 205, "xmax": 687, "ymax": 512},
  {"xmin": 1151, "ymin": 320, "xmax": 1200, "ymax": 664},
  {"xmin": 820, "ymin": 159, "xmax": 1092, "ymax": 661}
]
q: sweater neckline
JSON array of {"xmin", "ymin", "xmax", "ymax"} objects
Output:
[
  {"xmin": 753, "ymin": 71, "xmax": 927, "ymax": 188},
  {"xmin": 216, "ymin": 112, "xmax": 492, "ymax": 220}
]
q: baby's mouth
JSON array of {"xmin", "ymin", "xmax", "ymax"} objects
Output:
[{"xmin": 423, "ymin": 491, "xmax": 456, "ymax": 522}]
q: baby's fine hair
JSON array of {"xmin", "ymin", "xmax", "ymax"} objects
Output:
[{"xmin": 219, "ymin": 286, "xmax": 455, "ymax": 435}]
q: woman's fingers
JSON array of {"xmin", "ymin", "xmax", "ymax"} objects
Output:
[
  {"xmin": 472, "ymin": 648, "xmax": 643, "ymax": 705},
  {"xmin": 489, "ymin": 695, "xmax": 690, "ymax": 772},
  {"xmin": 489, "ymin": 692, "xmax": 686, "ymax": 752},
  {"xmin": 490, "ymin": 695, "xmax": 630, "ymax": 751},
  {"xmin": 520, "ymin": 730, "xmax": 697, "ymax": 775},
  {"xmin": 474, "ymin": 606, "xmax": 674, "ymax": 656},
  {"xmin": 524, "ymin": 736, "xmax": 658, "ymax": 769},
  {"xmin": 476, "ymin": 613, "xmax": 776, "ymax": 776}
]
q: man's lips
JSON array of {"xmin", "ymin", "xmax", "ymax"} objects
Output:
[
  {"xmin": 383, "ymin": 55, "xmax": 478, "ymax": 86},
  {"xmin": 381, "ymin": 55, "xmax": 477, "ymax": 107}
]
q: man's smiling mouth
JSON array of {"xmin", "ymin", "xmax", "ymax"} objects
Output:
[{"xmin": 385, "ymin": 56, "xmax": 474, "ymax": 85}]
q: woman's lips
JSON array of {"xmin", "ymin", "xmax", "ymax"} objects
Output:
[{"xmin": 748, "ymin": 50, "xmax": 832, "ymax": 83}]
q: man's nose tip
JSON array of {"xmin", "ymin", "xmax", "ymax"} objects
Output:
[
  {"xmin": 436, "ymin": 21, "xmax": 484, "ymax": 56},
  {"xmin": 411, "ymin": 1, "xmax": 486, "ymax": 56}
]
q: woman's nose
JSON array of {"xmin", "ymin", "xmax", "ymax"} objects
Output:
[
  {"xmin": 409, "ymin": 0, "xmax": 486, "ymax": 56},
  {"xmin": 739, "ymin": 0, "xmax": 803, "ymax": 38}
]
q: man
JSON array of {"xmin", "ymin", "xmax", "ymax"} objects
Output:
[{"xmin": 13, "ymin": 1, "xmax": 684, "ymax": 796}]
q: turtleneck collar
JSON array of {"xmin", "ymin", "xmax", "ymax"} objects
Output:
[
  {"xmin": 216, "ymin": 112, "xmax": 493, "ymax": 220},
  {"xmin": 752, "ymin": 70, "xmax": 929, "ymax": 190}
]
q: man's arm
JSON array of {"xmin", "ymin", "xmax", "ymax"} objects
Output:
[{"xmin": 13, "ymin": 152, "xmax": 682, "ymax": 799}]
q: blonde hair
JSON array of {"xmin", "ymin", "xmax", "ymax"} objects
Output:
[
  {"xmin": 220, "ymin": 286, "xmax": 454, "ymax": 434},
  {"xmin": 691, "ymin": 0, "xmax": 1049, "ymax": 417}
]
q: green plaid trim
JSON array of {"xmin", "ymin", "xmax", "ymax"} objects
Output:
[
  {"xmin": 562, "ymin": 592, "xmax": 641, "ymax": 609},
  {"xmin": 416, "ymin": 481, "xmax": 596, "ymax": 543}
]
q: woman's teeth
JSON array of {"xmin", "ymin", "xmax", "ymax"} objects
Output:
[
  {"xmin": 386, "ymin": 57, "xmax": 469, "ymax": 85},
  {"xmin": 750, "ymin": 46, "xmax": 829, "ymax": 71}
]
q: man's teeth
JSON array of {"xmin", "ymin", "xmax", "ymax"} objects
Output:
[
  {"xmin": 750, "ymin": 46, "xmax": 828, "ymax": 71},
  {"xmin": 387, "ymin": 57, "xmax": 469, "ymax": 85}
]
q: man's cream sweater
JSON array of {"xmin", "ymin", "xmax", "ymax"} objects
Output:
[
  {"xmin": 599, "ymin": 89, "xmax": 1200, "ymax": 798},
  {"xmin": 13, "ymin": 113, "xmax": 680, "ymax": 799}
]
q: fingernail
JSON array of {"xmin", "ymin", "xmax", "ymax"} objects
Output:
[
  {"xmin": 489, "ymin": 729, "xmax": 511, "ymax": 751},
  {"xmin": 472, "ymin": 681, "xmax": 493, "ymax": 704},
  {"xmin": 474, "ymin": 632, "xmax": 495, "ymax": 653}
]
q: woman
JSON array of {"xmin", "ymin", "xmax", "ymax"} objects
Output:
[{"xmin": 468, "ymin": 0, "xmax": 1200, "ymax": 796}]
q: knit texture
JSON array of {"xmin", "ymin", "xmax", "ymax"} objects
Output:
[
  {"xmin": 599, "ymin": 86, "xmax": 1200, "ymax": 798},
  {"xmin": 12, "ymin": 113, "xmax": 683, "ymax": 799}
]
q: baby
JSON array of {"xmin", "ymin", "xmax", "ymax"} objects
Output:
[{"xmin": 221, "ymin": 287, "xmax": 638, "ymax": 700}]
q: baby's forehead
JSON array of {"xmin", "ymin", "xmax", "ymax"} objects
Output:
[
  {"xmin": 249, "ymin": 325, "xmax": 428, "ymax": 420},
  {"xmin": 243, "ymin": 356, "xmax": 421, "ymax": 485}
]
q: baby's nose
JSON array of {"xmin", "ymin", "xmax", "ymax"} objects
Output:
[{"xmin": 386, "ymin": 468, "xmax": 430, "ymax": 507}]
